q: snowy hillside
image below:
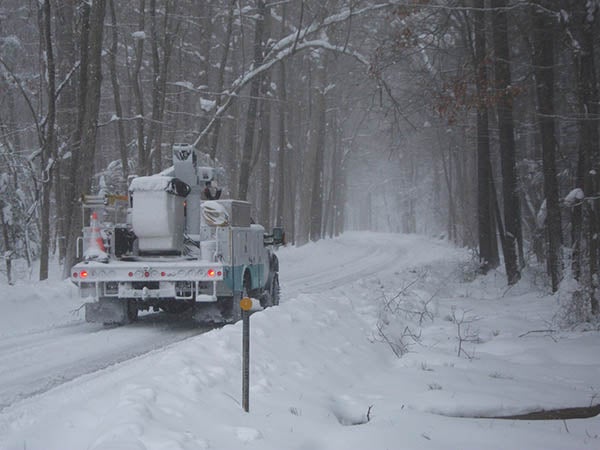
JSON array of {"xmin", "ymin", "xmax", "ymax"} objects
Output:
[{"xmin": 0, "ymin": 232, "xmax": 598, "ymax": 450}]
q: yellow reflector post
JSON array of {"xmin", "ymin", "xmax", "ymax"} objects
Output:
[{"xmin": 240, "ymin": 297, "xmax": 253, "ymax": 311}]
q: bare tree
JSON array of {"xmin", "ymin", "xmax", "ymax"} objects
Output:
[
  {"xmin": 63, "ymin": 0, "xmax": 107, "ymax": 274},
  {"xmin": 532, "ymin": 0, "xmax": 562, "ymax": 292},
  {"xmin": 566, "ymin": 0, "xmax": 600, "ymax": 314},
  {"xmin": 473, "ymin": 1, "xmax": 499, "ymax": 273},
  {"xmin": 238, "ymin": 0, "xmax": 268, "ymax": 201},
  {"xmin": 107, "ymin": 0, "xmax": 129, "ymax": 182},
  {"xmin": 492, "ymin": 0, "xmax": 522, "ymax": 285},
  {"xmin": 309, "ymin": 53, "xmax": 327, "ymax": 242},
  {"xmin": 38, "ymin": 0, "xmax": 57, "ymax": 280}
]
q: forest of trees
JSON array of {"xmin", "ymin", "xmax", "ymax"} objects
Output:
[{"xmin": 0, "ymin": 1, "xmax": 598, "ymax": 320}]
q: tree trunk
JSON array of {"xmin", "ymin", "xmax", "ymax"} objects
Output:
[
  {"xmin": 146, "ymin": 0, "xmax": 174, "ymax": 173},
  {"xmin": 0, "ymin": 203, "xmax": 13, "ymax": 285},
  {"xmin": 62, "ymin": 1, "xmax": 89, "ymax": 230},
  {"xmin": 325, "ymin": 109, "xmax": 340, "ymax": 238},
  {"xmin": 146, "ymin": 0, "xmax": 160, "ymax": 174},
  {"xmin": 276, "ymin": 62, "xmax": 287, "ymax": 228},
  {"xmin": 237, "ymin": 0, "xmax": 267, "ymax": 201},
  {"xmin": 533, "ymin": 2, "xmax": 562, "ymax": 292},
  {"xmin": 309, "ymin": 55, "xmax": 327, "ymax": 242},
  {"xmin": 132, "ymin": 0, "xmax": 147, "ymax": 175},
  {"xmin": 63, "ymin": 0, "xmax": 107, "ymax": 275},
  {"xmin": 258, "ymin": 75, "xmax": 272, "ymax": 227},
  {"xmin": 441, "ymin": 144, "xmax": 456, "ymax": 242},
  {"xmin": 39, "ymin": 0, "xmax": 57, "ymax": 281},
  {"xmin": 492, "ymin": 0, "xmax": 521, "ymax": 284},
  {"xmin": 570, "ymin": 0, "xmax": 600, "ymax": 314},
  {"xmin": 54, "ymin": 0, "xmax": 77, "ymax": 263},
  {"xmin": 474, "ymin": 1, "xmax": 499, "ymax": 272},
  {"xmin": 296, "ymin": 59, "xmax": 313, "ymax": 245},
  {"xmin": 108, "ymin": 0, "xmax": 129, "ymax": 183},
  {"xmin": 209, "ymin": 0, "xmax": 236, "ymax": 160}
]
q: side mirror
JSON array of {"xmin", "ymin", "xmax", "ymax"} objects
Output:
[
  {"xmin": 265, "ymin": 227, "xmax": 285, "ymax": 246},
  {"xmin": 272, "ymin": 227, "xmax": 285, "ymax": 246}
]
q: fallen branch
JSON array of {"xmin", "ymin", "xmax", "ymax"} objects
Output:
[
  {"xmin": 518, "ymin": 329, "xmax": 557, "ymax": 338},
  {"xmin": 483, "ymin": 404, "xmax": 600, "ymax": 421},
  {"xmin": 439, "ymin": 404, "xmax": 600, "ymax": 421}
]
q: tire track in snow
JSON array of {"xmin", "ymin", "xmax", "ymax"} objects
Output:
[
  {"xmin": 0, "ymin": 315, "xmax": 213, "ymax": 411},
  {"xmin": 280, "ymin": 234, "xmax": 415, "ymax": 296},
  {"xmin": 282, "ymin": 245, "xmax": 401, "ymax": 295}
]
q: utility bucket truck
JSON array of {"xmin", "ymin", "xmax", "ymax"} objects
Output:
[{"xmin": 70, "ymin": 145, "xmax": 284, "ymax": 325}]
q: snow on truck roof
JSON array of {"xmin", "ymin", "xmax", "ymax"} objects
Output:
[{"xmin": 129, "ymin": 175, "xmax": 190, "ymax": 197}]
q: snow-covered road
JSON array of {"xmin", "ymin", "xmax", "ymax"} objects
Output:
[
  {"xmin": 0, "ymin": 232, "xmax": 415, "ymax": 412},
  {"xmin": 0, "ymin": 318, "xmax": 212, "ymax": 409}
]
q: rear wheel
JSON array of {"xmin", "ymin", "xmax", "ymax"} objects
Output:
[
  {"xmin": 259, "ymin": 290, "xmax": 272, "ymax": 308},
  {"xmin": 260, "ymin": 273, "xmax": 280, "ymax": 308},
  {"xmin": 271, "ymin": 274, "xmax": 280, "ymax": 306},
  {"xmin": 127, "ymin": 299, "xmax": 139, "ymax": 322}
]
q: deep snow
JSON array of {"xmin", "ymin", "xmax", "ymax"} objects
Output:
[{"xmin": 0, "ymin": 232, "xmax": 598, "ymax": 449}]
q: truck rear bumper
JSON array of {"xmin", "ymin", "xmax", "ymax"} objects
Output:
[
  {"xmin": 75, "ymin": 280, "xmax": 219, "ymax": 302},
  {"xmin": 71, "ymin": 259, "xmax": 225, "ymax": 301}
]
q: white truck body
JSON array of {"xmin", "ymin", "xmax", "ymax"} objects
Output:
[{"xmin": 70, "ymin": 146, "xmax": 282, "ymax": 324}]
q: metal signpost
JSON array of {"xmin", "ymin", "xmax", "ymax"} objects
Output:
[{"xmin": 240, "ymin": 296, "xmax": 253, "ymax": 412}]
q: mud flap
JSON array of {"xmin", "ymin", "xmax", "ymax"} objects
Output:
[
  {"xmin": 192, "ymin": 303, "xmax": 226, "ymax": 324},
  {"xmin": 85, "ymin": 299, "xmax": 128, "ymax": 324}
]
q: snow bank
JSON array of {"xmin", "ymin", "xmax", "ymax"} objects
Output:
[{"xmin": 0, "ymin": 279, "xmax": 82, "ymax": 338}]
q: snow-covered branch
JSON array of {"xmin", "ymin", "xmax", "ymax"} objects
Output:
[{"xmin": 192, "ymin": 1, "xmax": 401, "ymax": 148}]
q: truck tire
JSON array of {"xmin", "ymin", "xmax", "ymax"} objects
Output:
[
  {"xmin": 127, "ymin": 299, "xmax": 139, "ymax": 322},
  {"xmin": 259, "ymin": 290, "xmax": 272, "ymax": 309},
  {"xmin": 271, "ymin": 274, "xmax": 280, "ymax": 306},
  {"xmin": 260, "ymin": 273, "xmax": 280, "ymax": 308}
]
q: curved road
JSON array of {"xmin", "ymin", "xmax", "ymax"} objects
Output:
[{"xmin": 0, "ymin": 233, "xmax": 416, "ymax": 411}]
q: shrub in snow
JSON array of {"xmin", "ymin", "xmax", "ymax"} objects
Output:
[
  {"xmin": 372, "ymin": 270, "xmax": 435, "ymax": 357},
  {"xmin": 555, "ymin": 270, "xmax": 599, "ymax": 328}
]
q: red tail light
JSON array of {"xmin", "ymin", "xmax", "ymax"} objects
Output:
[
  {"xmin": 80, "ymin": 270, "xmax": 88, "ymax": 279},
  {"xmin": 207, "ymin": 269, "xmax": 215, "ymax": 277}
]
